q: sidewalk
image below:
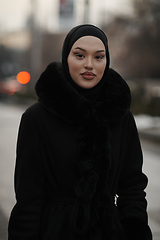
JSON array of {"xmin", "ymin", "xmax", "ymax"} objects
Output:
[
  {"xmin": 0, "ymin": 207, "xmax": 8, "ymax": 240},
  {"xmin": 135, "ymin": 114, "xmax": 160, "ymax": 144}
]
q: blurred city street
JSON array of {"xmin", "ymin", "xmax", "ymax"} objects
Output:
[
  {"xmin": 0, "ymin": 101, "xmax": 160, "ymax": 240},
  {"xmin": 0, "ymin": 0, "xmax": 160, "ymax": 239}
]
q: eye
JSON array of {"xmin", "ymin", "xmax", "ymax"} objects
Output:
[
  {"xmin": 73, "ymin": 52, "xmax": 85, "ymax": 59},
  {"xmin": 95, "ymin": 55, "xmax": 105, "ymax": 60}
]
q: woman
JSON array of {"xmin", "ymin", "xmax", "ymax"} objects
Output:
[{"xmin": 8, "ymin": 24, "xmax": 152, "ymax": 240}]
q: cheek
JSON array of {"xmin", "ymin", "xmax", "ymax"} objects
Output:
[
  {"xmin": 69, "ymin": 64, "xmax": 76, "ymax": 79},
  {"xmin": 70, "ymin": 62, "xmax": 78, "ymax": 72},
  {"xmin": 98, "ymin": 63, "xmax": 106, "ymax": 77},
  {"xmin": 68, "ymin": 57, "xmax": 78, "ymax": 73},
  {"xmin": 68, "ymin": 61, "xmax": 78, "ymax": 82}
]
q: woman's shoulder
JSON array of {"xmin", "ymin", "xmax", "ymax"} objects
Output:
[
  {"xmin": 25, "ymin": 101, "xmax": 41, "ymax": 112},
  {"xmin": 121, "ymin": 110, "xmax": 139, "ymax": 134},
  {"xmin": 107, "ymin": 68, "xmax": 127, "ymax": 84},
  {"xmin": 23, "ymin": 102, "xmax": 46, "ymax": 120}
]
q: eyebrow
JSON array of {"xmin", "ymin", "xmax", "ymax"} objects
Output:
[
  {"xmin": 96, "ymin": 50, "xmax": 105, "ymax": 53},
  {"xmin": 74, "ymin": 47, "xmax": 105, "ymax": 53},
  {"xmin": 74, "ymin": 47, "xmax": 86, "ymax": 52}
]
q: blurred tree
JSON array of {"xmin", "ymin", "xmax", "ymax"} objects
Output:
[
  {"xmin": 103, "ymin": 0, "xmax": 160, "ymax": 79},
  {"xmin": 102, "ymin": 0, "xmax": 160, "ymax": 115},
  {"xmin": 130, "ymin": 0, "xmax": 160, "ymax": 78},
  {"xmin": 133, "ymin": 0, "xmax": 160, "ymax": 22}
]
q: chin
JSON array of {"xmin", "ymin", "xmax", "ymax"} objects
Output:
[{"xmin": 78, "ymin": 81, "xmax": 99, "ymax": 89}]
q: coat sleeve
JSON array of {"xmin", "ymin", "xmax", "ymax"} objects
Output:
[
  {"xmin": 117, "ymin": 112, "xmax": 152, "ymax": 240},
  {"xmin": 8, "ymin": 110, "xmax": 45, "ymax": 240}
]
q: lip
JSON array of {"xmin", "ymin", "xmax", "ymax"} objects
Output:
[{"xmin": 81, "ymin": 72, "xmax": 96, "ymax": 80}]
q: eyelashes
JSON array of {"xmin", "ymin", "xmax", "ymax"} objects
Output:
[
  {"xmin": 73, "ymin": 52, "xmax": 105, "ymax": 60},
  {"xmin": 73, "ymin": 53, "xmax": 84, "ymax": 59},
  {"xmin": 95, "ymin": 55, "xmax": 105, "ymax": 60}
]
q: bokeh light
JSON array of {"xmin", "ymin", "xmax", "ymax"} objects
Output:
[
  {"xmin": 16, "ymin": 71, "xmax": 31, "ymax": 84},
  {"xmin": 0, "ymin": 80, "xmax": 22, "ymax": 96}
]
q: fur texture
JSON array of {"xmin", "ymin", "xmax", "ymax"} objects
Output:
[
  {"xmin": 35, "ymin": 62, "xmax": 131, "ymax": 124},
  {"xmin": 35, "ymin": 62, "xmax": 131, "ymax": 238}
]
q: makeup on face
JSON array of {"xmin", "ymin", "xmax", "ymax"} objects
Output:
[{"xmin": 68, "ymin": 36, "xmax": 106, "ymax": 89}]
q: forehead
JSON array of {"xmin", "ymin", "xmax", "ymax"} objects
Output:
[{"xmin": 71, "ymin": 36, "xmax": 105, "ymax": 50}]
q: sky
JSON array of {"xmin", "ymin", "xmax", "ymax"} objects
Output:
[
  {"xmin": 0, "ymin": 0, "xmax": 31, "ymax": 32},
  {"xmin": 0, "ymin": 0, "xmax": 134, "ymax": 33}
]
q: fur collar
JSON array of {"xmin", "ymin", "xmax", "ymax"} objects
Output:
[
  {"xmin": 35, "ymin": 62, "xmax": 131, "ymax": 124},
  {"xmin": 35, "ymin": 62, "xmax": 131, "ymax": 238}
]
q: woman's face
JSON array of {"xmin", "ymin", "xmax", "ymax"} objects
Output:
[{"xmin": 67, "ymin": 36, "xmax": 106, "ymax": 89}]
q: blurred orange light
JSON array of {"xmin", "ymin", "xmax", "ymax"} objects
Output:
[{"xmin": 16, "ymin": 71, "xmax": 31, "ymax": 84}]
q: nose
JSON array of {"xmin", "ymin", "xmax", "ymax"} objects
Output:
[{"xmin": 84, "ymin": 57, "xmax": 93, "ymax": 70}]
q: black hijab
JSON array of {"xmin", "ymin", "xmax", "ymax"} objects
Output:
[{"xmin": 62, "ymin": 24, "xmax": 110, "ymax": 102}]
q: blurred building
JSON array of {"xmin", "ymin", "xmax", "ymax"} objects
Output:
[
  {"xmin": 0, "ymin": 0, "xmax": 134, "ymax": 34},
  {"xmin": 0, "ymin": 0, "xmax": 134, "ymax": 93},
  {"xmin": 0, "ymin": 1, "xmax": 134, "ymax": 61},
  {"xmin": 32, "ymin": 0, "xmax": 133, "ymax": 33},
  {"xmin": 0, "ymin": 0, "xmax": 134, "ymax": 58}
]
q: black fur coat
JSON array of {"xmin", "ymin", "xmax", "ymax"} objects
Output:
[{"xmin": 8, "ymin": 62, "xmax": 152, "ymax": 240}]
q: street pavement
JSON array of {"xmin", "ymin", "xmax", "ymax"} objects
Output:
[
  {"xmin": 141, "ymin": 139, "xmax": 160, "ymax": 240},
  {"xmin": 0, "ymin": 101, "xmax": 160, "ymax": 240}
]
